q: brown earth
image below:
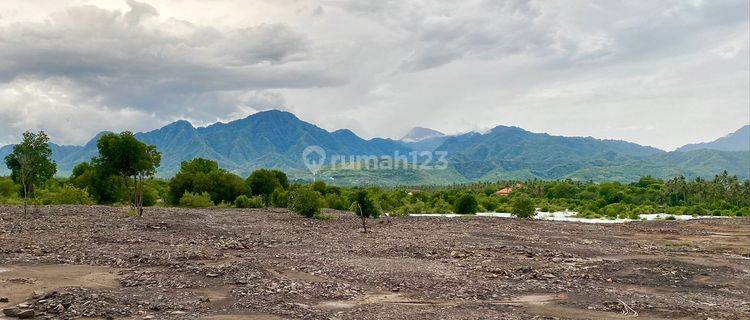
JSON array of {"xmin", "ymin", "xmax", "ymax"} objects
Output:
[{"xmin": 0, "ymin": 205, "xmax": 748, "ymax": 319}]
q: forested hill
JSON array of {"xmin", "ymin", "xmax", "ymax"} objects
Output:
[{"xmin": 1, "ymin": 110, "xmax": 748, "ymax": 184}]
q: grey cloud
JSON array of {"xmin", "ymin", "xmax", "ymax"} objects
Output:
[
  {"xmin": 0, "ymin": 0, "xmax": 340, "ymax": 128},
  {"xmin": 329, "ymin": 0, "xmax": 748, "ymax": 72}
]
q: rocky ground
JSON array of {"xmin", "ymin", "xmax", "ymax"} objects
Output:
[{"xmin": 0, "ymin": 205, "xmax": 748, "ymax": 319}]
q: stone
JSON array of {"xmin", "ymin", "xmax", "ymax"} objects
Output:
[
  {"xmin": 0, "ymin": 297, "xmax": 8, "ymax": 303},
  {"xmin": 17, "ymin": 309, "xmax": 35, "ymax": 319},
  {"xmin": 53, "ymin": 303, "xmax": 65, "ymax": 314},
  {"xmin": 3, "ymin": 308, "xmax": 20, "ymax": 317}
]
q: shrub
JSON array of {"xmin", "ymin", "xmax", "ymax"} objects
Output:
[
  {"xmin": 430, "ymin": 198, "xmax": 453, "ymax": 213},
  {"xmin": 54, "ymin": 185, "xmax": 95, "ymax": 205},
  {"xmin": 179, "ymin": 191, "xmax": 213, "ymax": 208},
  {"xmin": 142, "ymin": 185, "xmax": 159, "ymax": 207},
  {"xmin": 454, "ymin": 194, "xmax": 478, "ymax": 215},
  {"xmin": 480, "ymin": 196, "xmax": 499, "ymax": 212},
  {"xmin": 325, "ymin": 193, "xmax": 349, "ymax": 210},
  {"xmin": 234, "ymin": 195, "xmax": 263, "ymax": 208},
  {"xmin": 0, "ymin": 178, "xmax": 18, "ymax": 198},
  {"xmin": 289, "ymin": 188, "xmax": 322, "ymax": 218},
  {"xmin": 311, "ymin": 180, "xmax": 328, "ymax": 194},
  {"xmin": 269, "ymin": 189, "xmax": 289, "ymax": 208},
  {"xmin": 511, "ymin": 195, "xmax": 535, "ymax": 218},
  {"xmin": 33, "ymin": 185, "xmax": 95, "ymax": 205}
]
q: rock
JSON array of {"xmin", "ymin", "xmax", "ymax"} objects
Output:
[
  {"xmin": 53, "ymin": 303, "xmax": 65, "ymax": 314},
  {"xmin": 0, "ymin": 297, "xmax": 8, "ymax": 303},
  {"xmin": 542, "ymin": 273, "xmax": 556, "ymax": 279},
  {"xmin": 17, "ymin": 309, "xmax": 35, "ymax": 318},
  {"xmin": 3, "ymin": 308, "xmax": 20, "ymax": 317},
  {"xmin": 206, "ymin": 273, "xmax": 221, "ymax": 278},
  {"xmin": 16, "ymin": 302, "xmax": 31, "ymax": 309}
]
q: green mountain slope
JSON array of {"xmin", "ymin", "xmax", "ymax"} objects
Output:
[{"xmin": 1, "ymin": 110, "xmax": 748, "ymax": 184}]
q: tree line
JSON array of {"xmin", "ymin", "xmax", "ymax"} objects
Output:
[{"xmin": 3, "ymin": 131, "xmax": 750, "ymax": 220}]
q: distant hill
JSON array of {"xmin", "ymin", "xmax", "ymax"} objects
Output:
[
  {"xmin": 401, "ymin": 127, "xmax": 445, "ymax": 142},
  {"xmin": 677, "ymin": 125, "xmax": 750, "ymax": 152},
  {"xmin": 1, "ymin": 110, "xmax": 748, "ymax": 184},
  {"xmin": 399, "ymin": 127, "xmax": 452, "ymax": 152}
]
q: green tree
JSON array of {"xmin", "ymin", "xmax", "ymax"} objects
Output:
[
  {"xmin": 511, "ymin": 195, "xmax": 536, "ymax": 219},
  {"xmin": 4, "ymin": 131, "xmax": 57, "ymax": 214},
  {"xmin": 454, "ymin": 194, "xmax": 478, "ymax": 214},
  {"xmin": 93, "ymin": 132, "xmax": 161, "ymax": 216},
  {"xmin": 350, "ymin": 190, "xmax": 380, "ymax": 232},
  {"xmin": 247, "ymin": 169, "xmax": 287, "ymax": 198},
  {"xmin": 289, "ymin": 187, "xmax": 322, "ymax": 218},
  {"xmin": 168, "ymin": 158, "xmax": 249, "ymax": 206}
]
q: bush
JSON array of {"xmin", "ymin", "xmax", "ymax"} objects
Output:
[
  {"xmin": 142, "ymin": 184, "xmax": 159, "ymax": 207},
  {"xmin": 179, "ymin": 191, "xmax": 213, "ymax": 208},
  {"xmin": 511, "ymin": 195, "xmax": 535, "ymax": 218},
  {"xmin": 0, "ymin": 178, "xmax": 18, "ymax": 198},
  {"xmin": 325, "ymin": 193, "xmax": 349, "ymax": 210},
  {"xmin": 479, "ymin": 196, "xmax": 499, "ymax": 212},
  {"xmin": 34, "ymin": 185, "xmax": 95, "ymax": 205},
  {"xmin": 454, "ymin": 194, "xmax": 478, "ymax": 215},
  {"xmin": 55, "ymin": 185, "xmax": 95, "ymax": 205},
  {"xmin": 430, "ymin": 198, "xmax": 453, "ymax": 213},
  {"xmin": 269, "ymin": 189, "xmax": 289, "ymax": 208},
  {"xmin": 289, "ymin": 188, "xmax": 322, "ymax": 218},
  {"xmin": 234, "ymin": 195, "xmax": 264, "ymax": 208}
]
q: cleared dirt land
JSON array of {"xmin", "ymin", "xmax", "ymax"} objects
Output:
[{"xmin": 1, "ymin": 206, "xmax": 749, "ymax": 319}]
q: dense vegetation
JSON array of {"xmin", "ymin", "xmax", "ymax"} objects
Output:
[
  {"xmin": 2, "ymin": 110, "xmax": 748, "ymax": 184},
  {"xmin": 2, "ymin": 131, "xmax": 749, "ymax": 220}
]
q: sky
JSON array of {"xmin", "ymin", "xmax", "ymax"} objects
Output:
[{"xmin": 0, "ymin": 0, "xmax": 748, "ymax": 150}]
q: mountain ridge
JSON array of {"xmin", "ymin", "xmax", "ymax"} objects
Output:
[
  {"xmin": 1, "ymin": 110, "xmax": 748, "ymax": 184},
  {"xmin": 677, "ymin": 125, "xmax": 750, "ymax": 152}
]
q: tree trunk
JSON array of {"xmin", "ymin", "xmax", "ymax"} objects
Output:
[
  {"xmin": 358, "ymin": 204, "xmax": 367, "ymax": 233},
  {"xmin": 22, "ymin": 182, "xmax": 28, "ymax": 215}
]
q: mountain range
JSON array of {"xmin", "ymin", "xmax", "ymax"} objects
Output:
[
  {"xmin": 676, "ymin": 125, "xmax": 750, "ymax": 152},
  {"xmin": 1, "ymin": 110, "xmax": 748, "ymax": 185}
]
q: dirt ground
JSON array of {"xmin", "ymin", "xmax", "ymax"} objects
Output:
[{"xmin": 0, "ymin": 205, "xmax": 748, "ymax": 319}]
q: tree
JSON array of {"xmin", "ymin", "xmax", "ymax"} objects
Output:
[
  {"xmin": 511, "ymin": 195, "xmax": 536, "ymax": 219},
  {"xmin": 454, "ymin": 194, "xmax": 478, "ymax": 214},
  {"xmin": 289, "ymin": 187, "xmax": 322, "ymax": 218},
  {"xmin": 247, "ymin": 169, "xmax": 287, "ymax": 198},
  {"xmin": 4, "ymin": 131, "xmax": 56, "ymax": 214},
  {"xmin": 168, "ymin": 158, "xmax": 248, "ymax": 206},
  {"xmin": 350, "ymin": 190, "xmax": 380, "ymax": 232},
  {"xmin": 93, "ymin": 132, "xmax": 161, "ymax": 216}
]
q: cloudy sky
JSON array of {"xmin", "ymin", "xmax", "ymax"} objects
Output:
[{"xmin": 0, "ymin": 0, "xmax": 747, "ymax": 150}]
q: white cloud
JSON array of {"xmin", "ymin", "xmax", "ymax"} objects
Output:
[{"xmin": 0, "ymin": 0, "xmax": 747, "ymax": 150}]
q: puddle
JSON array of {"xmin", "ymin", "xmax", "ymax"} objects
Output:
[
  {"xmin": 411, "ymin": 211, "xmax": 726, "ymax": 224},
  {"xmin": 0, "ymin": 264, "xmax": 119, "ymax": 305},
  {"xmin": 510, "ymin": 293, "xmax": 566, "ymax": 305},
  {"xmin": 319, "ymin": 292, "xmax": 672, "ymax": 319},
  {"xmin": 318, "ymin": 293, "xmax": 447, "ymax": 309}
]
